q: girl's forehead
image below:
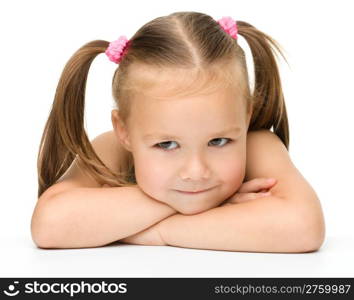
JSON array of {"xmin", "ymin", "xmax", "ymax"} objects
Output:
[
  {"xmin": 129, "ymin": 91, "xmax": 247, "ymax": 139},
  {"xmin": 124, "ymin": 81, "xmax": 248, "ymax": 137},
  {"xmin": 130, "ymin": 82, "xmax": 246, "ymax": 125},
  {"xmin": 128, "ymin": 63, "xmax": 243, "ymax": 101}
]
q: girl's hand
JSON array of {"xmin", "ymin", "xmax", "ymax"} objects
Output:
[{"xmin": 221, "ymin": 178, "xmax": 277, "ymax": 206}]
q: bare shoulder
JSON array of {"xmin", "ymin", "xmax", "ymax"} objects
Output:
[
  {"xmin": 63, "ymin": 130, "xmax": 128, "ymax": 180},
  {"xmin": 246, "ymin": 129, "xmax": 289, "ymax": 175},
  {"xmin": 89, "ymin": 130, "xmax": 131, "ymax": 175},
  {"xmin": 42, "ymin": 130, "xmax": 128, "ymax": 199},
  {"xmin": 245, "ymin": 129, "xmax": 315, "ymax": 201},
  {"xmin": 88, "ymin": 130, "xmax": 125, "ymax": 169}
]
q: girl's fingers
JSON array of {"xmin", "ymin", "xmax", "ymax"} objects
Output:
[
  {"xmin": 228, "ymin": 191, "xmax": 271, "ymax": 203},
  {"xmin": 238, "ymin": 178, "xmax": 277, "ymax": 193}
]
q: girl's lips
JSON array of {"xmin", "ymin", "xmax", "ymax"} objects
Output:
[{"xmin": 176, "ymin": 187, "xmax": 214, "ymax": 194}]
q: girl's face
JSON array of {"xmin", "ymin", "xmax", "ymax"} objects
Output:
[{"xmin": 114, "ymin": 83, "xmax": 251, "ymax": 215}]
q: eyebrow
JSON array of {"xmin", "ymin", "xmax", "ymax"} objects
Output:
[{"xmin": 143, "ymin": 126, "xmax": 242, "ymax": 140}]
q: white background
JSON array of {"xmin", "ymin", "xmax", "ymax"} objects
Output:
[{"xmin": 0, "ymin": 0, "xmax": 353, "ymax": 277}]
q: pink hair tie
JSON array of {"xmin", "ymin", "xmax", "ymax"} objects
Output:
[
  {"xmin": 217, "ymin": 16, "xmax": 238, "ymax": 40},
  {"xmin": 105, "ymin": 35, "xmax": 130, "ymax": 64}
]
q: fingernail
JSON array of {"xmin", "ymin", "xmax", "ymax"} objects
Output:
[{"xmin": 267, "ymin": 178, "xmax": 276, "ymax": 184}]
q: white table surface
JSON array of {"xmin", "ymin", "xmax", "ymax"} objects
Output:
[{"xmin": 1, "ymin": 233, "xmax": 353, "ymax": 278}]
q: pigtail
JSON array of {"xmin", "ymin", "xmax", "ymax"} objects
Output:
[
  {"xmin": 237, "ymin": 21, "xmax": 290, "ymax": 149},
  {"xmin": 37, "ymin": 40, "xmax": 134, "ymax": 198}
]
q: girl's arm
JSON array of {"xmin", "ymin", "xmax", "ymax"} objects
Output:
[
  {"xmin": 31, "ymin": 185, "xmax": 177, "ymax": 249},
  {"xmin": 157, "ymin": 193, "xmax": 322, "ymax": 253}
]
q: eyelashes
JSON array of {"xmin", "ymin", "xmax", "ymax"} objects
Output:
[{"xmin": 154, "ymin": 138, "xmax": 233, "ymax": 151}]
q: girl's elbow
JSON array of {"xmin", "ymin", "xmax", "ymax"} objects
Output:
[
  {"xmin": 31, "ymin": 211, "xmax": 57, "ymax": 249},
  {"xmin": 298, "ymin": 214, "xmax": 326, "ymax": 253},
  {"xmin": 31, "ymin": 195, "xmax": 62, "ymax": 249},
  {"xmin": 31, "ymin": 218, "xmax": 52, "ymax": 249},
  {"xmin": 287, "ymin": 193, "xmax": 326, "ymax": 253}
]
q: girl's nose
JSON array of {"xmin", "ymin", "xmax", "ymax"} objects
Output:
[{"xmin": 179, "ymin": 155, "xmax": 211, "ymax": 181}]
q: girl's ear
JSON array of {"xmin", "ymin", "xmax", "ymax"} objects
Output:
[{"xmin": 111, "ymin": 109, "xmax": 133, "ymax": 152}]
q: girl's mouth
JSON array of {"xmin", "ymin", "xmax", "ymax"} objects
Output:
[{"xmin": 176, "ymin": 187, "xmax": 215, "ymax": 194}]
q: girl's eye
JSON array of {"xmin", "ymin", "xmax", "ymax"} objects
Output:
[
  {"xmin": 207, "ymin": 138, "xmax": 231, "ymax": 146},
  {"xmin": 155, "ymin": 141, "xmax": 178, "ymax": 151},
  {"xmin": 155, "ymin": 138, "xmax": 232, "ymax": 151}
]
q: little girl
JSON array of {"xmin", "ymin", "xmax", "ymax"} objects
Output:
[{"xmin": 31, "ymin": 11, "xmax": 325, "ymax": 252}]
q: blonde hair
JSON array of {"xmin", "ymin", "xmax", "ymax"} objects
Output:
[{"xmin": 37, "ymin": 11, "xmax": 289, "ymax": 198}]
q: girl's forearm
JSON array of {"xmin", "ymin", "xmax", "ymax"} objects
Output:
[
  {"xmin": 158, "ymin": 195, "xmax": 323, "ymax": 253},
  {"xmin": 119, "ymin": 222, "xmax": 166, "ymax": 246},
  {"xmin": 31, "ymin": 186, "xmax": 176, "ymax": 249}
]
